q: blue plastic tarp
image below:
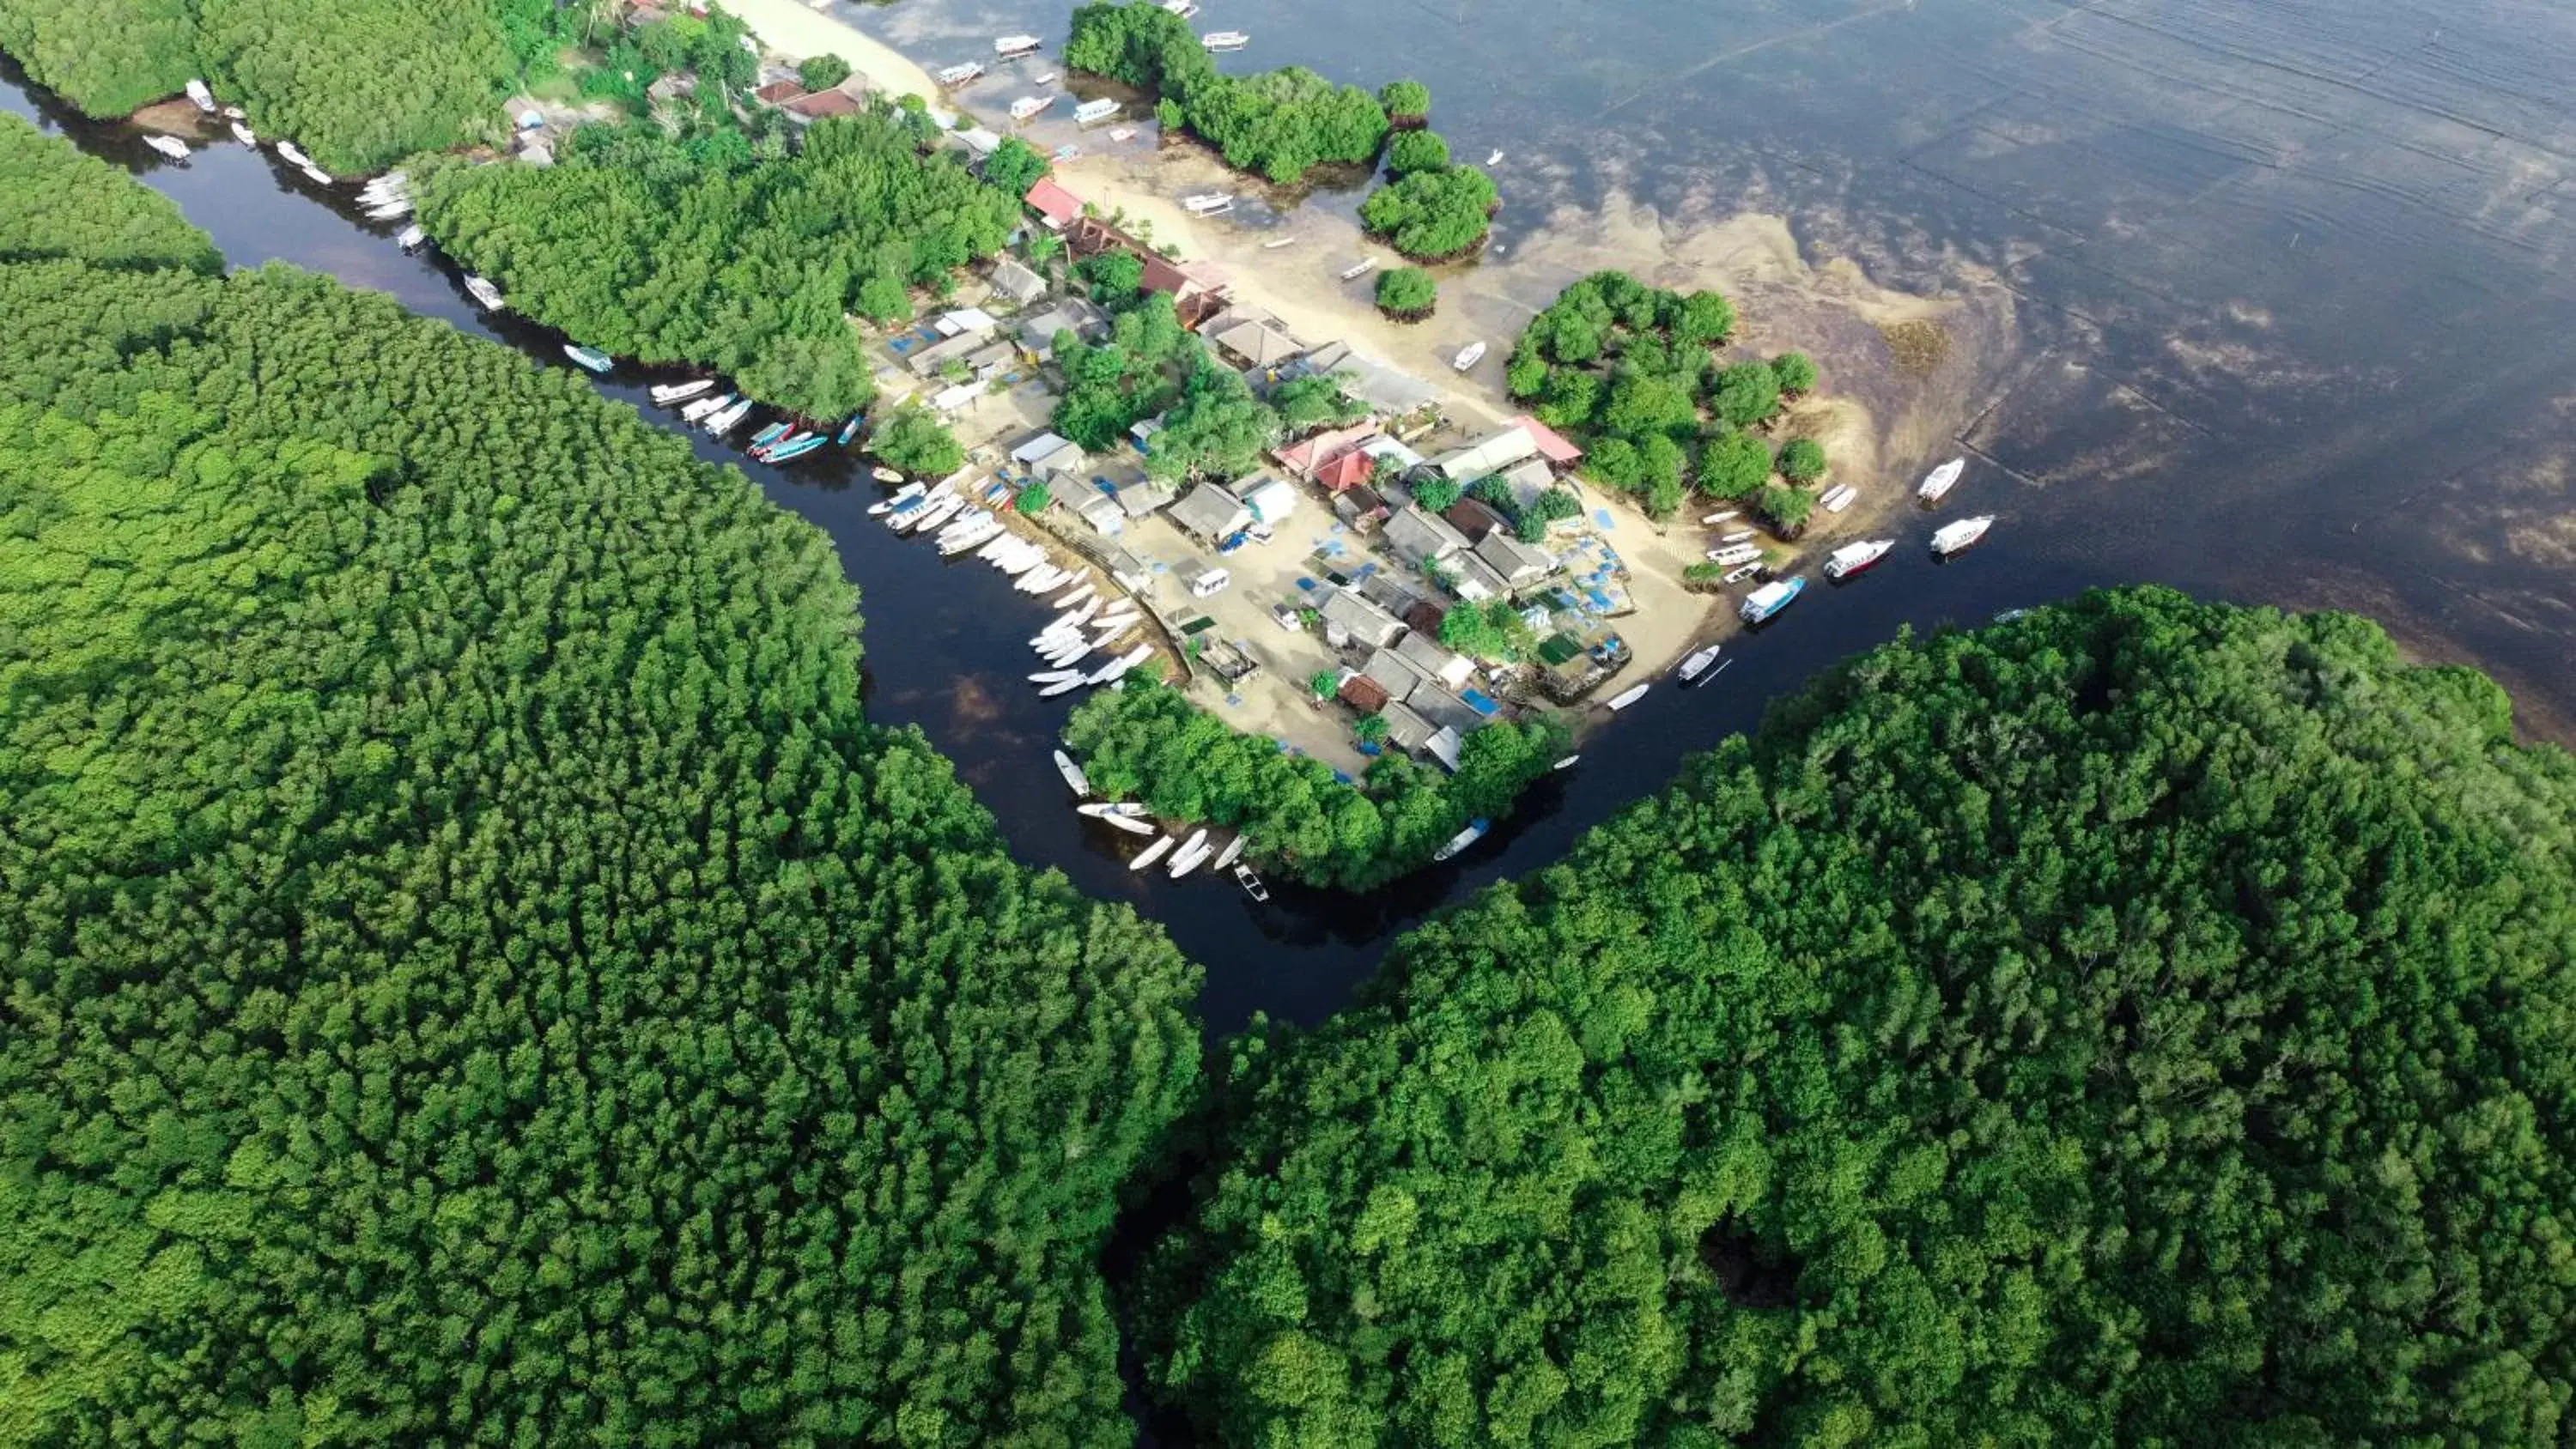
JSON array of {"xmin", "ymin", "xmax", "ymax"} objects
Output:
[{"xmin": 1461, "ymin": 688, "xmax": 1499, "ymax": 716}]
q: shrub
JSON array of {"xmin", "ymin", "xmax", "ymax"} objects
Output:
[{"xmin": 1375, "ymin": 264, "xmax": 1437, "ymax": 320}]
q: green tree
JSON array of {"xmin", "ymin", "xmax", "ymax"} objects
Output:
[
  {"xmin": 1777, "ymin": 436, "xmax": 1826, "ymax": 482},
  {"xmin": 1357, "ymin": 165, "xmax": 1498, "ymax": 259},
  {"xmin": 1080, "ymin": 249, "xmax": 1145, "ymax": 305},
  {"xmin": 983, "ymin": 136, "xmax": 1051, "ymax": 197},
  {"xmin": 1309, "ymin": 669, "xmax": 1340, "ymax": 701},
  {"xmin": 1271, "ymin": 372, "xmax": 1366, "ymax": 433},
  {"xmin": 1015, "ymin": 480, "xmax": 1053, "ymax": 514},
  {"xmin": 870, "ymin": 401, "xmax": 964, "ymax": 476},
  {"xmin": 797, "ymin": 52, "xmax": 853, "ymax": 89},
  {"xmin": 1772, "ymin": 349, "xmax": 1819, "ymax": 396},
  {"xmin": 1698, "ymin": 430, "xmax": 1771, "ymax": 498},
  {"xmin": 1385, "ymin": 128, "xmax": 1450, "ymax": 177},
  {"xmin": 1711, "ymin": 358, "xmax": 1783, "ymax": 427},
  {"xmin": 1378, "ymin": 77, "xmax": 1430, "ymax": 124},
  {"xmin": 1374, "ymin": 264, "xmax": 1437, "ymax": 319},
  {"xmin": 1354, "ymin": 712, "xmax": 1389, "ymax": 744},
  {"xmin": 1670, "ymin": 288, "xmax": 1736, "ymax": 346},
  {"xmin": 1754, "ymin": 482, "xmax": 1813, "ymax": 535},
  {"xmin": 1410, "ymin": 476, "xmax": 1462, "ymax": 512}
]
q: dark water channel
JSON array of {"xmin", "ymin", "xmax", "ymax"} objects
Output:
[{"xmin": 11, "ymin": 0, "xmax": 2573, "ymax": 1033}]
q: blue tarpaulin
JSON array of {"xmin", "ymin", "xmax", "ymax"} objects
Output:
[{"xmin": 1461, "ymin": 688, "xmax": 1500, "ymax": 716}]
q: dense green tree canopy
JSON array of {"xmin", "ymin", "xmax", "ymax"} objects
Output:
[
  {"xmin": 1385, "ymin": 128, "xmax": 1450, "ymax": 177},
  {"xmin": 1776, "ymin": 435, "xmax": 1826, "ymax": 482},
  {"xmin": 1141, "ymin": 587, "xmax": 2576, "ymax": 1446},
  {"xmin": 1356, "ymin": 162, "xmax": 1498, "ymax": 260},
  {"xmin": 1377, "ymin": 77, "xmax": 1429, "ymax": 124},
  {"xmin": 0, "ymin": 0, "xmax": 520, "ymax": 173},
  {"xmin": 0, "ymin": 123, "xmax": 1199, "ymax": 1446},
  {"xmin": 0, "ymin": 113, "xmax": 221, "ymax": 270},
  {"xmin": 797, "ymin": 51, "xmax": 852, "ymax": 90},
  {"xmin": 1374, "ymin": 264, "xmax": 1437, "ymax": 318},
  {"xmin": 1065, "ymin": 2, "xmax": 1387, "ymax": 183},
  {"xmin": 982, "ymin": 135, "xmax": 1051, "ymax": 198},
  {"xmin": 868, "ymin": 400, "xmax": 964, "ymax": 476},
  {"xmin": 417, "ymin": 112, "xmax": 1018, "ymax": 419}
]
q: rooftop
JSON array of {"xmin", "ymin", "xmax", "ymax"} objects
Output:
[
  {"xmin": 1169, "ymin": 482, "xmax": 1250, "ymax": 540},
  {"xmin": 1025, "ymin": 177, "xmax": 1084, "ymax": 227}
]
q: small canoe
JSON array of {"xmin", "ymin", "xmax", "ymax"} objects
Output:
[
  {"xmin": 835, "ymin": 415, "xmax": 863, "ymax": 446},
  {"xmin": 230, "ymin": 121, "xmax": 256, "ymax": 147},
  {"xmin": 1701, "ymin": 510, "xmax": 1740, "ymax": 524},
  {"xmin": 750, "ymin": 421, "xmax": 792, "ymax": 448},
  {"xmin": 764, "ymin": 435, "xmax": 827, "ymax": 464},
  {"xmin": 298, "ymin": 163, "xmax": 333, "ymax": 185},
  {"xmin": 1041, "ymin": 676, "xmax": 1089, "ymax": 698},
  {"xmin": 872, "ymin": 466, "xmax": 904, "ymax": 483},
  {"xmin": 1212, "ymin": 835, "xmax": 1247, "ymax": 870},
  {"xmin": 1605, "ymin": 683, "xmax": 1649, "ymax": 711},
  {"xmin": 1234, "ymin": 863, "xmax": 1269, "ymax": 901},
  {"xmin": 1095, "ymin": 811, "xmax": 1156, "ymax": 836},
  {"xmin": 1054, "ymin": 749, "xmax": 1091, "ymax": 796},
  {"xmin": 1340, "ymin": 258, "xmax": 1378, "ymax": 281},
  {"xmin": 1166, "ymin": 828, "xmax": 1213, "ymax": 878},
  {"xmin": 1130, "ymin": 835, "xmax": 1177, "ymax": 872},
  {"xmin": 1551, "ymin": 754, "xmax": 1581, "ymax": 771}
]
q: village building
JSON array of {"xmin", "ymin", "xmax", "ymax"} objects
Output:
[
  {"xmin": 1169, "ymin": 482, "xmax": 1252, "ymax": 542},
  {"xmin": 1376, "ymin": 700, "xmax": 1437, "ymax": 753},
  {"xmin": 1336, "ymin": 673, "xmax": 1391, "ymax": 715},
  {"xmin": 1333, "ymin": 483, "xmax": 1390, "ymax": 531},
  {"xmin": 1406, "ymin": 684, "xmax": 1485, "ymax": 737},
  {"xmin": 1317, "ymin": 587, "xmax": 1405, "ymax": 649},
  {"xmin": 752, "ymin": 78, "xmax": 803, "ymax": 105},
  {"xmin": 1113, "ymin": 476, "xmax": 1177, "ymax": 518},
  {"xmin": 1384, "ymin": 505, "xmax": 1471, "ymax": 568},
  {"xmin": 933, "ymin": 306, "xmax": 999, "ymax": 337},
  {"xmin": 1509, "ymin": 414, "xmax": 1586, "ymax": 470},
  {"xmin": 1497, "ymin": 456, "xmax": 1558, "ymax": 512},
  {"xmin": 1394, "ymin": 631, "xmax": 1475, "ymax": 690},
  {"xmin": 1239, "ymin": 476, "xmax": 1299, "ymax": 526},
  {"xmin": 1293, "ymin": 341, "xmax": 1442, "ymax": 422},
  {"xmin": 1363, "ymin": 646, "xmax": 1433, "ymax": 702},
  {"xmin": 1072, "ymin": 491, "xmax": 1126, "ymax": 536},
  {"xmin": 1448, "ymin": 552, "xmax": 1514, "ymax": 603},
  {"xmin": 1429, "ymin": 424, "xmax": 1542, "ymax": 482},
  {"xmin": 1210, "ymin": 315, "xmax": 1305, "ymax": 373},
  {"xmin": 1441, "ymin": 497, "xmax": 1510, "ymax": 543},
  {"xmin": 1016, "ymin": 298, "xmax": 1107, "ymax": 361},
  {"xmin": 952, "ymin": 126, "xmax": 1003, "ymax": 162},
  {"xmin": 1273, "ymin": 422, "xmax": 1379, "ymax": 480},
  {"xmin": 1474, "ymin": 529, "xmax": 1559, "ymax": 590},
  {"xmin": 906, "ymin": 328, "xmax": 997, "ymax": 377},
  {"xmin": 987, "ymin": 257, "xmax": 1047, "ymax": 307},
  {"xmin": 1010, "ymin": 431, "xmax": 1086, "ymax": 477},
  {"xmin": 1024, "ymin": 176, "xmax": 1084, "ymax": 230},
  {"xmin": 782, "ymin": 86, "xmax": 865, "ymax": 122}
]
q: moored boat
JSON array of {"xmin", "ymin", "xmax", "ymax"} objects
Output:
[
  {"xmin": 1720, "ymin": 561, "xmax": 1764, "ymax": 585},
  {"xmin": 651, "ymin": 379, "xmax": 716, "ymax": 405},
  {"xmin": 764, "ymin": 435, "xmax": 827, "ymax": 464},
  {"xmin": 1485, "ymin": 149, "xmax": 1504, "ymax": 166},
  {"xmin": 143, "ymin": 135, "xmax": 191, "ymax": 161},
  {"xmin": 835, "ymin": 415, "xmax": 863, "ymax": 446},
  {"xmin": 1054, "ymin": 749, "xmax": 1091, "ymax": 796},
  {"xmin": 1431, "ymin": 819, "xmax": 1490, "ymax": 862},
  {"xmin": 395, "ymin": 223, "xmax": 425, "ymax": 251},
  {"xmin": 1162, "ymin": 0, "xmax": 1200, "ymax": 15},
  {"xmin": 463, "ymin": 275, "xmax": 505, "ymax": 311},
  {"xmin": 1717, "ymin": 529, "xmax": 1756, "ymax": 544},
  {"xmin": 185, "ymin": 79, "xmax": 217, "ymax": 112},
  {"xmin": 1212, "ymin": 834, "xmax": 1247, "ymax": 870},
  {"xmin": 276, "ymin": 140, "xmax": 311, "ymax": 167},
  {"xmin": 1129, "ymin": 834, "xmax": 1177, "ymax": 871},
  {"xmin": 564, "ymin": 343, "xmax": 614, "ymax": 373},
  {"xmin": 298, "ymin": 163, "xmax": 333, "ymax": 185},
  {"xmin": 1822, "ymin": 538, "xmax": 1893, "ymax": 580},
  {"xmin": 1551, "ymin": 754, "xmax": 1581, "ymax": 771},
  {"xmin": 1098, "ymin": 812, "xmax": 1157, "ymax": 837},
  {"xmin": 872, "ymin": 465, "xmax": 904, "ymax": 482},
  {"xmin": 1233, "ymin": 863, "xmax": 1269, "ymax": 901},
  {"xmin": 1339, "ymin": 258, "xmax": 1378, "ymax": 281},
  {"xmin": 936, "ymin": 61, "xmax": 986, "ymax": 87},
  {"xmin": 1931, "ymin": 515, "xmax": 1995, "ymax": 556},
  {"xmin": 230, "ymin": 120, "xmax": 256, "ymax": 147},
  {"xmin": 1041, "ymin": 676, "xmax": 1088, "ymax": 698},
  {"xmin": 1706, "ymin": 543, "xmax": 1763, "ymax": 567},
  {"xmin": 1740, "ymin": 575, "xmax": 1807, "ymax": 624},
  {"xmin": 1820, "ymin": 484, "xmax": 1858, "ymax": 513},
  {"xmin": 1675, "ymin": 644, "xmax": 1722, "ymax": 684},
  {"xmin": 1030, "ymin": 668, "xmax": 1086, "ymax": 685},
  {"xmin": 869, "ymin": 481, "xmax": 927, "ymax": 515},
  {"xmin": 994, "ymin": 33, "xmax": 1042, "ymax": 57},
  {"xmin": 1917, "ymin": 457, "xmax": 1965, "ymax": 503},
  {"xmin": 1201, "ymin": 30, "xmax": 1249, "ymax": 51},
  {"xmin": 1074, "ymin": 98, "xmax": 1121, "ymax": 125},
  {"xmin": 750, "ymin": 421, "xmax": 793, "ymax": 449},
  {"xmin": 1166, "ymin": 828, "xmax": 1213, "ymax": 877},
  {"xmin": 1453, "ymin": 341, "xmax": 1486, "ymax": 372},
  {"xmin": 1605, "ymin": 683, "xmax": 1649, "ymax": 712},
  {"xmin": 702, "ymin": 397, "xmax": 755, "ymax": 437},
  {"xmin": 1182, "ymin": 192, "xmax": 1236, "ymax": 214},
  {"xmin": 908, "ymin": 492, "xmax": 965, "ymax": 534},
  {"xmin": 1010, "ymin": 95, "xmax": 1054, "ymax": 122},
  {"xmin": 1701, "ymin": 509, "xmax": 1740, "ymax": 524},
  {"xmin": 681, "ymin": 391, "xmax": 733, "ymax": 422}
]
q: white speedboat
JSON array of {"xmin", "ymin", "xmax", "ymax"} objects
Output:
[
  {"xmin": 276, "ymin": 140, "xmax": 311, "ymax": 167},
  {"xmin": 463, "ymin": 275, "xmax": 505, "ymax": 311},
  {"xmin": 1740, "ymin": 576, "xmax": 1807, "ymax": 624},
  {"xmin": 1675, "ymin": 644, "xmax": 1722, "ymax": 684},
  {"xmin": 1010, "ymin": 95, "xmax": 1054, "ymax": 122},
  {"xmin": 1166, "ymin": 828, "xmax": 1213, "ymax": 877},
  {"xmin": 994, "ymin": 34, "xmax": 1042, "ymax": 57},
  {"xmin": 1095, "ymin": 811, "xmax": 1157, "ymax": 836},
  {"xmin": 1076, "ymin": 99, "xmax": 1122, "ymax": 126},
  {"xmin": 1161, "ymin": 0, "xmax": 1200, "ymax": 15},
  {"xmin": 1054, "ymin": 749, "xmax": 1091, "ymax": 796},
  {"xmin": 1201, "ymin": 30, "xmax": 1249, "ymax": 52},
  {"xmin": 143, "ymin": 135, "xmax": 191, "ymax": 161},
  {"xmin": 872, "ymin": 465, "xmax": 905, "ymax": 483},
  {"xmin": 1823, "ymin": 538, "xmax": 1893, "ymax": 580},
  {"xmin": 702, "ymin": 397, "xmax": 756, "ymax": 438},
  {"xmin": 1917, "ymin": 457, "xmax": 1965, "ymax": 504},
  {"xmin": 1182, "ymin": 193, "xmax": 1236, "ymax": 215},
  {"xmin": 230, "ymin": 121, "xmax": 256, "ymax": 147},
  {"xmin": 940, "ymin": 518, "xmax": 1004, "ymax": 555},
  {"xmin": 298, "ymin": 163, "xmax": 333, "ymax": 185},
  {"xmin": 1605, "ymin": 682, "xmax": 1649, "ymax": 712},
  {"xmin": 185, "ymin": 79, "xmax": 217, "ymax": 112},
  {"xmin": 1453, "ymin": 342, "xmax": 1486, "ymax": 372},
  {"xmin": 395, "ymin": 224, "xmax": 425, "ymax": 251},
  {"xmin": 1931, "ymin": 516, "xmax": 1995, "ymax": 556},
  {"xmin": 681, "ymin": 391, "xmax": 733, "ymax": 422},
  {"xmin": 650, "ymin": 379, "xmax": 716, "ymax": 405},
  {"xmin": 867, "ymin": 481, "xmax": 926, "ymax": 514},
  {"xmin": 908, "ymin": 493, "xmax": 966, "ymax": 535},
  {"xmin": 1130, "ymin": 834, "xmax": 1177, "ymax": 871},
  {"xmin": 1080, "ymin": 801, "xmax": 1148, "ymax": 818}
]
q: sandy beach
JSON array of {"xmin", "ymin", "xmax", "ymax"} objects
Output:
[{"xmin": 724, "ymin": 0, "xmax": 941, "ymax": 98}]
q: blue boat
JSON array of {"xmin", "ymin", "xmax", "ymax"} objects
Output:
[
  {"xmin": 750, "ymin": 421, "xmax": 792, "ymax": 448},
  {"xmin": 835, "ymin": 415, "xmax": 863, "ymax": 446},
  {"xmin": 563, "ymin": 343, "xmax": 613, "ymax": 373},
  {"xmin": 765, "ymin": 434, "xmax": 828, "ymax": 464},
  {"xmin": 1738, "ymin": 575, "xmax": 1806, "ymax": 625}
]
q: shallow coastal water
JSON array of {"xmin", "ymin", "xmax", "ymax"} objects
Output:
[{"xmin": 10, "ymin": 0, "xmax": 2574, "ymax": 1033}]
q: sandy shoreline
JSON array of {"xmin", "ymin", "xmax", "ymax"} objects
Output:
[{"xmin": 737, "ymin": 0, "xmax": 2002, "ymax": 725}]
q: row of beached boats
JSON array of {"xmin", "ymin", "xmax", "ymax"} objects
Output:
[
  {"xmin": 657, "ymin": 379, "xmax": 862, "ymax": 458},
  {"xmin": 1054, "ymin": 751, "xmax": 1270, "ymax": 898}
]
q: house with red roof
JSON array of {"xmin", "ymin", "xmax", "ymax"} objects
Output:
[
  {"xmin": 1508, "ymin": 414, "xmax": 1585, "ymax": 469},
  {"xmin": 1024, "ymin": 177, "xmax": 1084, "ymax": 230}
]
